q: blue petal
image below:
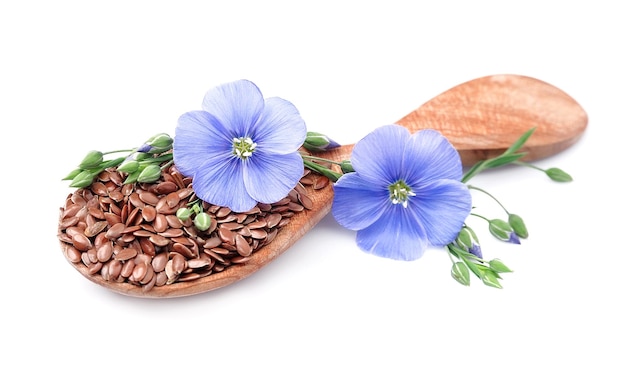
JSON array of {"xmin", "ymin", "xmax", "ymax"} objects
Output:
[
  {"xmin": 191, "ymin": 156, "xmax": 258, "ymax": 212},
  {"xmin": 355, "ymin": 204, "xmax": 428, "ymax": 261},
  {"xmin": 403, "ymin": 129, "xmax": 463, "ymax": 184},
  {"xmin": 244, "ymin": 151, "xmax": 304, "ymax": 204},
  {"xmin": 173, "ymin": 110, "xmax": 233, "ymax": 177},
  {"xmin": 332, "ymin": 172, "xmax": 388, "ymax": 231},
  {"xmin": 252, "ymin": 97, "xmax": 307, "ymax": 154},
  {"xmin": 350, "ymin": 125, "xmax": 410, "ymax": 185},
  {"xmin": 409, "ymin": 179, "xmax": 472, "ymax": 246},
  {"xmin": 201, "ymin": 80, "xmax": 264, "ymax": 137}
]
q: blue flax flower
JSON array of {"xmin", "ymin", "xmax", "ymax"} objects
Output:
[
  {"xmin": 173, "ymin": 80, "xmax": 307, "ymax": 212},
  {"xmin": 332, "ymin": 125, "xmax": 472, "ymax": 261}
]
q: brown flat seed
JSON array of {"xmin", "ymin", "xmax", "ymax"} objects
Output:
[
  {"xmin": 91, "ymin": 182, "xmax": 108, "ymax": 196},
  {"xmin": 106, "ymin": 222, "xmax": 126, "ymax": 239},
  {"xmin": 149, "ymin": 234, "xmax": 170, "ymax": 247},
  {"xmin": 104, "ymin": 212, "xmax": 122, "ymax": 226},
  {"xmin": 172, "ymin": 242, "xmax": 194, "ymax": 258},
  {"xmin": 298, "ymin": 193, "xmax": 314, "ymax": 210},
  {"xmin": 165, "ymin": 192, "xmax": 180, "ymax": 208},
  {"xmin": 142, "ymin": 206, "xmax": 157, "ymax": 222},
  {"xmin": 153, "ymin": 214, "xmax": 168, "ymax": 232},
  {"xmin": 165, "ymin": 215, "xmax": 183, "ymax": 229},
  {"xmin": 288, "ymin": 202, "xmax": 305, "ymax": 212},
  {"xmin": 221, "ymin": 222, "xmax": 242, "ymax": 231},
  {"xmin": 63, "ymin": 203, "xmax": 82, "ymax": 218},
  {"xmin": 139, "ymin": 265, "xmax": 155, "ymax": 285},
  {"xmin": 155, "ymin": 271, "xmax": 168, "ymax": 286},
  {"xmin": 231, "ymin": 256, "xmax": 251, "ymax": 264},
  {"xmin": 155, "ymin": 181, "xmax": 178, "ymax": 195},
  {"xmin": 116, "ymin": 248, "xmax": 138, "ymax": 261},
  {"xmin": 203, "ymin": 237, "xmax": 222, "ymax": 249},
  {"xmin": 60, "ymin": 216, "xmax": 79, "ymax": 229},
  {"xmin": 88, "ymin": 262, "xmax": 103, "ymax": 275},
  {"xmin": 133, "ymin": 229, "xmax": 154, "ymax": 237},
  {"xmin": 171, "ymin": 253, "xmax": 187, "ymax": 274},
  {"xmin": 108, "ymin": 259, "xmax": 122, "ymax": 280},
  {"xmin": 159, "ymin": 228, "xmax": 184, "ymax": 238},
  {"xmin": 88, "ymin": 207, "xmax": 105, "ymax": 220},
  {"xmin": 313, "ymin": 175, "xmax": 330, "ymax": 189},
  {"xmin": 152, "ymin": 252, "xmax": 168, "ymax": 273},
  {"xmin": 187, "ymin": 258, "xmax": 211, "ymax": 269},
  {"xmin": 109, "ymin": 190, "xmax": 124, "ymax": 202},
  {"xmin": 72, "ymin": 233, "xmax": 92, "ymax": 251},
  {"xmin": 235, "ymin": 234, "xmax": 252, "ymax": 257},
  {"xmin": 84, "ymin": 221, "xmax": 108, "ymax": 237},
  {"xmin": 218, "ymin": 227, "xmax": 235, "ymax": 243},
  {"xmin": 249, "ymin": 229, "xmax": 267, "ymax": 239},
  {"xmin": 140, "ymin": 237, "xmax": 156, "ymax": 256},
  {"xmin": 139, "ymin": 191, "xmax": 159, "ymax": 206},
  {"xmin": 64, "ymin": 245, "xmax": 82, "ymax": 263},
  {"xmin": 120, "ymin": 260, "xmax": 135, "ymax": 278},
  {"xmin": 216, "ymin": 207, "xmax": 231, "ymax": 218},
  {"xmin": 97, "ymin": 242, "xmax": 114, "ymax": 262},
  {"xmin": 266, "ymin": 213, "xmax": 282, "ymax": 228},
  {"xmin": 132, "ymin": 262, "xmax": 148, "ymax": 282}
]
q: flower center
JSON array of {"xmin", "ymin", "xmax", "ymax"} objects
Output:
[
  {"xmin": 388, "ymin": 180, "xmax": 415, "ymax": 208},
  {"xmin": 232, "ymin": 137, "xmax": 257, "ymax": 159}
]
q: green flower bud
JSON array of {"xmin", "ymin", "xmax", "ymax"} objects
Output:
[
  {"xmin": 545, "ymin": 167, "xmax": 573, "ymax": 182},
  {"xmin": 451, "ymin": 262, "xmax": 470, "ymax": 286},
  {"xmin": 70, "ymin": 170, "xmax": 97, "ymax": 188},
  {"xmin": 117, "ymin": 159, "xmax": 140, "ymax": 174},
  {"xmin": 193, "ymin": 212, "xmax": 211, "ymax": 231},
  {"xmin": 136, "ymin": 164, "xmax": 162, "ymax": 183},
  {"xmin": 302, "ymin": 131, "xmax": 340, "ymax": 152},
  {"xmin": 489, "ymin": 259, "xmax": 513, "ymax": 273},
  {"xmin": 454, "ymin": 227, "xmax": 473, "ymax": 251},
  {"xmin": 480, "ymin": 269, "xmax": 503, "ymax": 289},
  {"xmin": 339, "ymin": 160, "xmax": 354, "ymax": 174},
  {"xmin": 176, "ymin": 207, "xmax": 192, "ymax": 221},
  {"xmin": 79, "ymin": 150, "xmax": 104, "ymax": 169},
  {"xmin": 508, "ymin": 213, "xmax": 528, "ymax": 239},
  {"xmin": 63, "ymin": 167, "xmax": 83, "ymax": 181},
  {"xmin": 489, "ymin": 218, "xmax": 520, "ymax": 244},
  {"xmin": 138, "ymin": 133, "xmax": 173, "ymax": 154}
]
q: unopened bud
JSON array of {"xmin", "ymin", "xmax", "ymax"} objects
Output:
[
  {"xmin": 70, "ymin": 170, "xmax": 97, "ymax": 188},
  {"xmin": 176, "ymin": 207, "xmax": 192, "ymax": 221},
  {"xmin": 508, "ymin": 213, "xmax": 528, "ymax": 239},
  {"xmin": 303, "ymin": 131, "xmax": 340, "ymax": 152},
  {"xmin": 489, "ymin": 219, "xmax": 520, "ymax": 244},
  {"xmin": 193, "ymin": 212, "xmax": 211, "ymax": 231},
  {"xmin": 117, "ymin": 159, "xmax": 140, "ymax": 174},
  {"xmin": 79, "ymin": 150, "xmax": 103, "ymax": 169},
  {"xmin": 545, "ymin": 167, "xmax": 573, "ymax": 182},
  {"xmin": 339, "ymin": 160, "xmax": 354, "ymax": 174},
  {"xmin": 138, "ymin": 133, "xmax": 173, "ymax": 154},
  {"xmin": 136, "ymin": 164, "xmax": 162, "ymax": 183}
]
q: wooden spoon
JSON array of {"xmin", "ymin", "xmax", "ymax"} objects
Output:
[{"xmin": 62, "ymin": 74, "xmax": 587, "ymax": 298}]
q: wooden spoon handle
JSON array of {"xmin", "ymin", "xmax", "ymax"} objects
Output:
[{"xmin": 395, "ymin": 74, "xmax": 588, "ymax": 165}]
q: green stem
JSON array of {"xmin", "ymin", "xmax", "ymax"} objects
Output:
[
  {"xmin": 102, "ymin": 149, "xmax": 135, "ymax": 156},
  {"xmin": 470, "ymin": 212, "xmax": 491, "ymax": 223},
  {"xmin": 513, "ymin": 160, "xmax": 545, "ymax": 172},
  {"xmin": 300, "ymin": 154, "xmax": 343, "ymax": 166},
  {"xmin": 468, "ymin": 185, "xmax": 509, "ymax": 215}
]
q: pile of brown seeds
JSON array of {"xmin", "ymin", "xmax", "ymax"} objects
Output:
[{"xmin": 58, "ymin": 164, "xmax": 330, "ymax": 291}]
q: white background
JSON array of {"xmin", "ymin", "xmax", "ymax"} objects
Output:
[{"xmin": 1, "ymin": 1, "xmax": 623, "ymax": 366}]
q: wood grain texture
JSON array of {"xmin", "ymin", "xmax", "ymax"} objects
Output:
[{"xmin": 61, "ymin": 74, "xmax": 587, "ymax": 298}]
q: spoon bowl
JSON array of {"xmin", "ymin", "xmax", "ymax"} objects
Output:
[{"xmin": 59, "ymin": 74, "xmax": 587, "ymax": 297}]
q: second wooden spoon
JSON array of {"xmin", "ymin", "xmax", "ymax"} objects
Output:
[{"xmin": 62, "ymin": 74, "xmax": 587, "ymax": 297}]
